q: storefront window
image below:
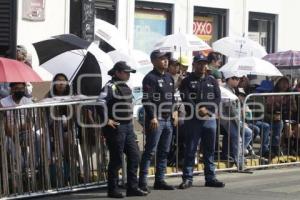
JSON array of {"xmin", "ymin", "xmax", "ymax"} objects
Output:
[
  {"xmin": 193, "ymin": 7, "xmax": 227, "ymax": 47},
  {"xmin": 134, "ymin": 2, "xmax": 172, "ymax": 54},
  {"xmin": 248, "ymin": 12, "xmax": 276, "ymax": 53}
]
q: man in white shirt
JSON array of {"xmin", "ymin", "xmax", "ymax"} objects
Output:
[{"xmin": 0, "ymin": 82, "xmax": 34, "ymax": 169}]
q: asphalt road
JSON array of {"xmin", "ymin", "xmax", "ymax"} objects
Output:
[{"xmin": 34, "ymin": 166, "xmax": 300, "ymax": 200}]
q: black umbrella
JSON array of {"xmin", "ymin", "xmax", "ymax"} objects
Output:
[
  {"xmin": 72, "ymin": 52, "xmax": 102, "ymax": 96},
  {"xmin": 33, "ymin": 34, "xmax": 104, "ymax": 96},
  {"xmin": 33, "ymin": 34, "xmax": 90, "ymax": 65}
]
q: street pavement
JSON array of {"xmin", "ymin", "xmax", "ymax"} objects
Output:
[{"xmin": 37, "ymin": 166, "xmax": 300, "ymax": 200}]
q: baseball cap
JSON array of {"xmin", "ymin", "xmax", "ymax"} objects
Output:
[
  {"xmin": 193, "ymin": 54, "xmax": 208, "ymax": 63},
  {"xmin": 150, "ymin": 50, "xmax": 171, "ymax": 60},
  {"xmin": 108, "ymin": 61, "xmax": 136, "ymax": 76}
]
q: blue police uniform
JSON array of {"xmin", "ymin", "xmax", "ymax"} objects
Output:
[
  {"xmin": 139, "ymin": 68, "xmax": 175, "ymax": 187},
  {"xmin": 99, "ymin": 78, "xmax": 141, "ymax": 193},
  {"xmin": 179, "ymin": 71, "xmax": 221, "ymax": 184}
]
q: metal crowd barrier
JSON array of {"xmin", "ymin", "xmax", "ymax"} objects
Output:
[
  {"xmin": 1, "ymin": 92, "xmax": 300, "ymax": 198},
  {"xmin": 0, "ymin": 97, "xmax": 109, "ymax": 199},
  {"xmin": 241, "ymin": 92, "xmax": 300, "ymax": 170}
]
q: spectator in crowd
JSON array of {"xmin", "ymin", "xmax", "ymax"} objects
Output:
[
  {"xmin": 0, "ymin": 45, "xmax": 31, "ymax": 99},
  {"xmin": 236, "ymin": 87, "xmax": 270, "ymax": 158},
  {"xmin": 167, "ymin": 59, "xmax": 186, "ymax": 168},
  {"xmin": 178, "ymin": 54, "xmax": 225, "ymax": 189},
  {"xmin": 0, "ymin": 82, "xmax": 34, "ymax": 172},
  {"xmin": 168, "ymin": 58, "xmax": 182, "ymax": 90},
  {"xmin": 220, "ymin": 72, "xmax": 252, "ymax": 169},
  {"xmin": 178, "ymin": 55, "xmax": 190, "ymax": 78},
  {"xmin": 139, "ymin": 50, "xmax": 177, "ymax": 192},
  {"xmin": 98, "ymin": 62, "xmax": 147, "ymax": 198},
  {"xmin": 266, "ymin": 76, "xmax": 297, "ymax": 157},
  {"xmin": 16, "ymin": 45, "xmax": 33, "ymax": 97},
  {"xmin": 291, "ymin": 81, "xmax": 300, "ymax": 155},
  {"xmin": 238, "ymin": 76, "xmax": 252, "ymax": 94},
  {"xmin": 44, "ymin": 73, "xmax": 74, "ymax": 186},
  {"xmin": 16, "ymin": 45, "xmax": 32, "ymax": 67},
  {"xmin": 207, "ymin": 52, "xmax": 223, "ymax": 84},
  {"xmin": 47, "ymin": 73, "xmax": 71, "ymax": 98},
  {"xmin": 0, "ymin": 82, "xmax": 33, "ymax": 134}
]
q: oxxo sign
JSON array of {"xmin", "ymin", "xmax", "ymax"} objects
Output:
[
  {"xmin": 193, "ymin": 21, "xmax": 213, "ymax": 35},
  {"xmin": 193, "ymin": 16, "xmax": 214, "ymax": 43}
]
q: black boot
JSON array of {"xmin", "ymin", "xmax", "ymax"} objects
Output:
[
  {"xmin": 153, "ymin": 180, "xmax": 175, "ymax": 190},
  {"xmin": 126, "ymin": 188, "xmax": 148, "ymax": 196},
  {"xmin": 107, "ymin": 190, "xmax": 124, "ymax": 198}
]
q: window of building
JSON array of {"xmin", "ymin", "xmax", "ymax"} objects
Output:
[
  {"xmin": 134, "ymin": 1, "xmax": 172, "ymax": 54},
  {"xmin": 248, "ymin": 12, "xmax": 276, "ymax": 53},
  {"xmin": 94, "ymin": 0, "xmax": 117, "ymax": 52},
  {"xmin": 193, "ymin": 7, "xmax": 227, "ymax": 47},
  {"xmin": 95, "ymin": 0, "xmax": 116, "ymax": 24}
]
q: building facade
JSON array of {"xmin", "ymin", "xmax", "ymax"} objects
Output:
[{"xmin": 15, "ymin": 0, "xmax": 300, "ymax": 55}]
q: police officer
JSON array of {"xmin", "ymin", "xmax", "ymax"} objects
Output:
[
  {"xmin": 139, "ymin": 50, "xmax": 177, "ymax": 192},
  {"xmin": 98, "ymin": 61, "xmax": 147, "ymax": 198},
  {"xmin": 178, "ymin": 54, "xmax": 225, "ymax": 189}
]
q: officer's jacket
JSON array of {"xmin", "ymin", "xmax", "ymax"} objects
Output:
[
  {"xmin": 179, "ymin": 72, "xmax": 221, "ymax": 117},
  {"xmin": 98, "ymin": 78, "xmax": 133, "ymax": 123},
  {"xmin": 142, "ymin": 69, "xmax": 175, "ymax": 119}
]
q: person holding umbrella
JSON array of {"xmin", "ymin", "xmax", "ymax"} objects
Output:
[
  {"xmin": 178, "ymin": 54, "xmax": 225, "ymax": 189},
  {"xmin": 98, "ymin": 61, "xmax": 147, "ymax": 198}
]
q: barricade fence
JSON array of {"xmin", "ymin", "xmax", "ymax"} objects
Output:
[
  {"xmin": 0, "ymin": 93, "xmax": 299, "ymax": 198},
  {"xmin": 0, "ymin": 98, "xmax": 109, "ymax": 198},
  {"xmin": 242, "ymin": 92, "xmax": 300, "ymax": 169}
]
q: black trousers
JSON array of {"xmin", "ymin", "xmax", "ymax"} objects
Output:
[{"xmin": 105, "ymin": 122, "xmax": 140, "ymax": 191}]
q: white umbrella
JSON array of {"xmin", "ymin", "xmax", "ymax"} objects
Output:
[
  {"xmin": 108, "ymin": 49, "xmax": 153, "ymax": 71},
  {"xmin": 212, "ymin": 36, "xmax": 267, "ymax": 58},
  {"xmin": 87, "ymin": 43, "xmax": 114, "ymax": 84},
  {"xmin": 94, "ymin": 18, "xmax": 129, "ymax": 52},
  {"xmin": 127, "ymin": 71, "xmax": 145, "ymax": 88},
  {"xmin": 153, "ymin": 32, "xmax": 211, "ymax": 52},
  {"xmin": 220, "ymin": 86, "xmax": 238, "ymax": 101},
  {"xmin": 219, "ymin": 57, "xmax": 283, "ymax": 77}
]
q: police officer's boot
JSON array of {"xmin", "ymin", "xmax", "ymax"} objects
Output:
[
  {"xmin": 107, "ymin": 190, "xmax": 124, "ymax": 198},
  {"xmin": 126, "ymin": 188, "xmax": 148, "ymax": 196}
]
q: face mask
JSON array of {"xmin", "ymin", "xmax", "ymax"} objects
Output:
[{"xmin": 14, "ymin": 91, "xmax": 25, "ymax": 100}]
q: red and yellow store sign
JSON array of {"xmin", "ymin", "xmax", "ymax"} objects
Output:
[{"xmin": 193, "ymin": 16, "xmax": 214, "ymax": 44}]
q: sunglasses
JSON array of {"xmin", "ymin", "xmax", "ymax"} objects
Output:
[{"xmin": 231, "ymin": 77, "xmax": 240, "ymax": 80}]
